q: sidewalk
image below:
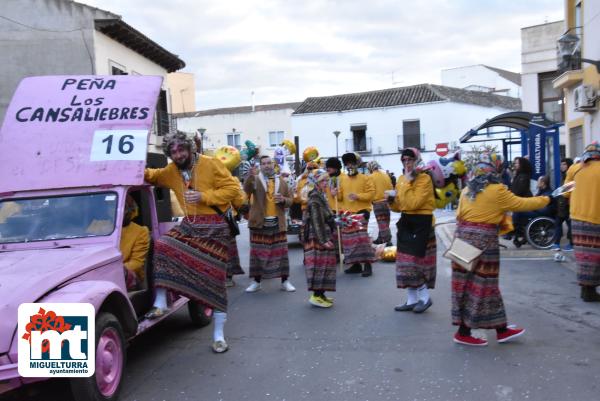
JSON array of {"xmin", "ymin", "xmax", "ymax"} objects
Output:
[{"xmin": 433, "ymin": 210, "xmax": 578, "ymax": 273}]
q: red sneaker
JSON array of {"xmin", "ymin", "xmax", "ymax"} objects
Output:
[
  {"xmin": 453, "ymin": 333, "xmax": 488, "ymax": 347},
  {"xmin": 497, "ymin": 327, "xmax": 525, "ymax": 343}
]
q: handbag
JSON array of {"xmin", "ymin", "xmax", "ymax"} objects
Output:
[
  {"xmin": 211, "ymin": 206, "xmax": 240, "ymax": 237},
  {"xmin": 443, "ymin": 236, "xmax": 483, "ymax": 272}
]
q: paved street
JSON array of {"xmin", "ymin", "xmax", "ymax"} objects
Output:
[{"xmin": 5, "ymin": 213, "xmax": 600, "ymax": 401}]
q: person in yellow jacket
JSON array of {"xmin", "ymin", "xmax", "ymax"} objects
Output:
[
  {"xmin": 339, "ymin": 152, "xmax": 376, "ymax": 276},
  {"xmin": 368, "ymin": 161, "xmax": 394, "ymax": 246},
  {"xmin": 390, "ymin": 148, "xmax": 436, "ymax": 314},
  {"xmin": 121, "ymin": 195, "xmax": 150, "ymax": 291},
  {"xmin": 451, "ymin": 151, "xmax": 550, "ymax": 347},
  {"xmin": 144, "ymin": 132, "xmax": 239, "ymax": 354},
  {"xmin": 564, "ymin": 142, "xmax": 600, "ymax": 302}
]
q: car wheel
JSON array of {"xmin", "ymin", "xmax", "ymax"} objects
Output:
[
  {"xmin": 70, "ymin": 312, "xmax": 126, "ymax": 401},
  {"xmin": 188, "ymin": 302, "xmax": 213, "ymax": 328}
]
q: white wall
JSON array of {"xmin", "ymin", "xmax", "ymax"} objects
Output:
[
  {"xmin": 441, "ymin": 65, "xmax": 521, "ymax": 98},
  {"xmin": 521, "ymin": 21, "xmax": 562, "ymax": 75},
  {"xmin": 175, "ymin": 108, "xmax": 296, "ymax": 153},
  {"xmin": 93, "ymin": 31, "xmax": 168, "ymax": 77},
  {"xmin": 583, "ymin": 1, "xmax": 600, "ymax": 144},
  {"xmin": 291, "ymin": 101, "xmax": 516, "ymax": 174}
]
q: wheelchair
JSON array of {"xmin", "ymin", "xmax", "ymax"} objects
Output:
[{"xmin": 513, "ymin": 215, "xmax": 557, "ymax": 250}]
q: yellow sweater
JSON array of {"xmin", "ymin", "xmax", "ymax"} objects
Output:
[
  {"xmin": 390, "ymin": 173, "xmax": 435, "ymax": 215},
  {"xmin": 295, "ymin": 175, "xmax": 309, "ymax": 209},
  {"xmin": 231, "ymin": 177, "xmax": 246, "ymax": 210},
  {"xmin": 370, "ymin": 170, "xmax": 393, "ymax": 202},
  {"xmin": 456, "ymin": 183, "xmax": 550, "ymax": 224},
  {"xmin": 565, "ymin": 161, "xmax": 600, "ymax": 224},
  {"xmin": 0, "ymin": 202, "xmax": 22, "ymax": 224},
  {"xmin": 340, "ymin": 173, "xmax": 375, "ymax": 212},
  {"xmin": 120, "ymin": 222, "xmax": 150, "ymax": 281},
  {"xmin": 145, "ymin": 155, "xmax": 239, "ymax": 216},
  {"xmin": 326, "ymin": 174, "xmax": 344, "ymax": 211}
]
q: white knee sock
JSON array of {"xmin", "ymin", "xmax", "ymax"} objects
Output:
[
  {"xmin": 406, "ymin": 288, "xmax": 418, "ymax": 305},
  {"xmin": 153, "ymin": 288, "xmax": 168, "ymax": 309},
  {"xmin": 213, "ymin": 311, "xmax": 227, "ymax": 342},
  {"xmin": 417, "ymin": 284, "xmax": 430, "ymax": 303}
]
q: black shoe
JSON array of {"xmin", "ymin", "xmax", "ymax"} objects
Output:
[
  {"xmin": 361, "ymin": 263, "xmax": 372, "ymax": 277},
  {"xmin": 394, "ymin": 302, "xmax": 417, "ymax": 312},
  {"xmin": 386, "ymin": 241, "xmax": 393, "ymax": 247},
  {"xmin": 581, "ymin": 286, "xmax": 600, "ymax": 302},
  {"xmin": 413, "ymin": 298, "xmax": 433, "ymax": 313},
  {"xmin": 373, "ymin": 239, "xmax": 383, "ymax": 245},
  {"xmin": 344, "ymin": 264, "xmax": 362, "ymax": 274}
]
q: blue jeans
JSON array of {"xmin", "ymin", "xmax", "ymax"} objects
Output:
[{"xmin": 554, "ymin": 216, "xmax": 573, "ymax": 246}]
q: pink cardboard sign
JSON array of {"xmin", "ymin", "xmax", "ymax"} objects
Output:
[{"xmin": 0, "ymin": 75, "xmax": 163, "ymax": 193}]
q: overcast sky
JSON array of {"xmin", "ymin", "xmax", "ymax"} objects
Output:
[{"xmin": 80, "ymin": 0, "xmax": 563, "ymax": 111}]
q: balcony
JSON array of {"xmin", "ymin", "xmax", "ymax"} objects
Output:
[
  {"xmin": 345, "ymin": 137, "xmax": 372, "ymax": 153},
  {"xmin": 397, "ymin": 133, "xmax": 425, "ymax": 151}
]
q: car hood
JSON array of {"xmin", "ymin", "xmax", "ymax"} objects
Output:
[{"xmin": 0, "ymin": 245, "xmax": 120, "ymax": 353}]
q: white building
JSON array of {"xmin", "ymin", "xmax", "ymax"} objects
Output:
[
  {"xmin": 1, "ymin": 0, "xmax": 186, "ymax": 153},
  {"xmin": 441, "ymin": 65, "xmax": 522, "ymax": 98},
  {"xmin": 174, "ymin": 102, "xmax": 302, "ymax": 153},
  {"xmin": 553, "ymin": 0, "xmax": 600, "ymax": 156},
  {"xmin": 291, "ymin": 84, "xmax": 521, "ymax": 173},
  {"xmin": 520, "ymin": 21, "xmax": 567, "ymax": 156}
]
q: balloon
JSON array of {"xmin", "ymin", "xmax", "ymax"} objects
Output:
[
  {"xmin": 214, "ymin": 145, "xmax": 241, "ymax": 172},
  {"xmin": 281, "ymin": 139, "xmax": 296, "ymax": 155},
  {"xmin": 274, "ymin": 146, "xmax": 286, "ymax": 167},
  {"xmin": 426, "ymin": 160, "xmax": 445, "ymax": 188},
  {"xmin": 303, "ymin": 146, "xmax": 320, "ymax": 163},
  {"xmin": 452, "ymin": 159, "xmax": 467, "ymax": 176},
  {"xmin": 434, "ymin": 182, "xmax": 458, "ymax": 209}
]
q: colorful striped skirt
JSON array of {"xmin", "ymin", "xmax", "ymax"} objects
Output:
[
  {"xmin": 226, "ymin": 236, "xmax": 245, "ymax": 276},
  {"xmin": 372, "ymin": 200, "xmax": 392, "ymax": 243},
  {"xmin": 341, "ymin": 216, "xmax": 376, "ymax": 266},
  {"xmin": 303, "ymin": 227, "xmax": 337, "ymax": 292},
  {"xmin": 451, "ymin": 221, "xmax": 505, "ymax": 329},
  {"xmin": 572, "ymin": 219, "xmax": 600, "ymax": 286},
  {"xmin": 249, "ymin": 224, "xmax": 290, "ymax": 279},
  {"xmin": 396, "ymin": 228, "xmax": 437, "ymax": 288},
  {"xmin": 153, "ymin": 215, "xmax": 230, "ymax": 312}
]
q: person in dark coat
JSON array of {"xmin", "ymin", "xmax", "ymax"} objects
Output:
[
  {"xmin": 510, "ymin": 157, "xmax": 533, "ymax": 244},
  {"xmin": 553, "ymin": 158, "xmax": 574, "ymax": 251}
]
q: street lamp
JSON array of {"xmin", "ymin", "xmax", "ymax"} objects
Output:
[
  {"xmin": 557, "ymin": 32, "xmax": 600, "ymax": 73},
  {"xmin": 197, "ymin": 128, "xmax": 206, "ymax": 154},
  {"xmin": 333, "ymin": 130, "xmax": 341, "ymax": 158}
]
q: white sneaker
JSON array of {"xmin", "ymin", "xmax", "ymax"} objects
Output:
[
  {"xmin": 245, "ymin": 281, "xmax": 261, "ymax": 293},
  {"xmin": 281, "ymin": 280, "xmax": 296, "ymax": 292}
]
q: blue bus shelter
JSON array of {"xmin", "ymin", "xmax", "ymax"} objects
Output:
[{"xmin": 460, "ymin": 112, "xmax": 563, "ymax": 188}]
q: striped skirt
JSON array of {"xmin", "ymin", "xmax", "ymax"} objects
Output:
[
  {"xmin": 451, "ymin": 221, "xmax": 505, "ymax": 329},
  {"xmin": 249, "ymin": 225, "xmax": 290, "ymax": 279},
  {"xmin": 303, "ymin": 229, "xmax": 337, "ymax": 291},
  {"xmin": 572, "ymin": 219, "xmax": 600, "ymax": 286},
  {"xmin": 373, "ymin": 200, "xmax": 392, "ymax": 243},
  {"xmin": 396, "ymin": 228, "xmax": 437, "ymax": 288},
  {"xmin": 153, "ymin": 215, "xmax": 230, "ymax": 312},
  {"xmin": 341, "ymin": 216, "xmax": 376, "ymax": 266},
  {"xmin": 226, "ymin": 236, "xmax": 245, "ymax": 276}
]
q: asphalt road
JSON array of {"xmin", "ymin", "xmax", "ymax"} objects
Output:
[{"xmin": 5, "ymin": 214, "xmax": 600, "ymax": 401}]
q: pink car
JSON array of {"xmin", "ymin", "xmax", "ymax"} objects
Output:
[{"xmin": 0, "ymin": 76, "xmax": 211, "ymax": 400}]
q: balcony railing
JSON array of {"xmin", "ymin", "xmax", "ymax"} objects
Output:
[
  {"xmin": 397, "ymin": 133, "xmax": 425, "ymax": 151},
  {"xmin": 345, "ymin": 137, "xmax": 372, "ymax": 153},
  {"xmin": 153, "ymin": 110, "xmax": 177, "ymax": 137}
]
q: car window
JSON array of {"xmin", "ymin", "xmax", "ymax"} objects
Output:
[{"xmin": 0, "ymin": 192, "xmax": 118, "ymax": 243}]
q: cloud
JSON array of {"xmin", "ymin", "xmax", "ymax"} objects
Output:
[{"xmin": 78, "ymin": 0, "xmax": 563, "ymax": 110}]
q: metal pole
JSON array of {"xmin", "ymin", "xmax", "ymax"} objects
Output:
[
  {"xmin": 294, "ymin": 135, "xmax": 300, "ymax": 175},
  {"xmin": 333, "ymin": 131, "xmax": 341, "ymax": 158}
]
